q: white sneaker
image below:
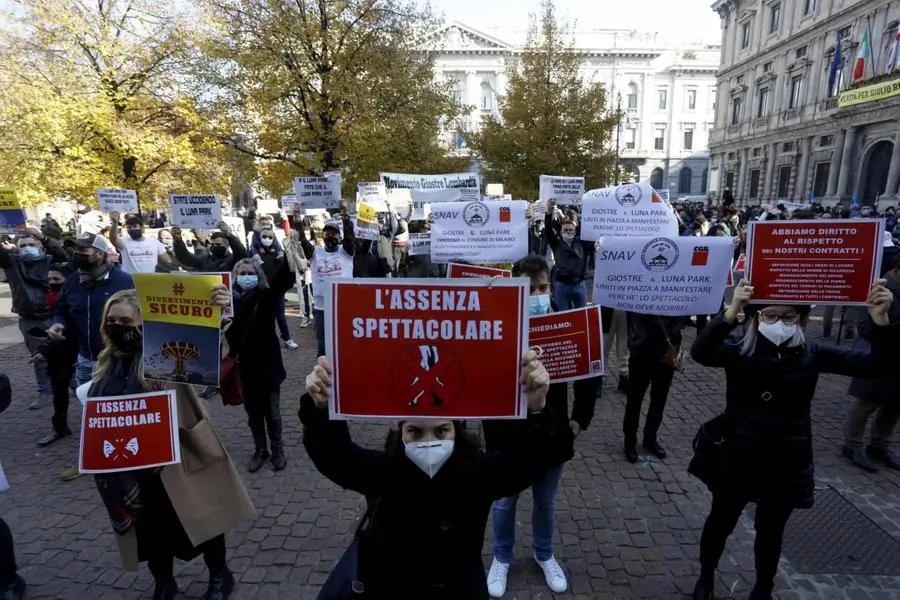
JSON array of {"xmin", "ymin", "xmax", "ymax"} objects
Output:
[
  {"xmin": 283, "ymin": 339, "xmax": 299, "ymax": 349},
  {"xmin": 535, "ymin": 555, "xmax": 567, "ymax": 593},
  {"xmin": 300, "ymin": 317, "xmax": 311, "ymax": 328},
  {"xmin": 486, "ymin": 558, "xmax": 509, "ymax": 598}
]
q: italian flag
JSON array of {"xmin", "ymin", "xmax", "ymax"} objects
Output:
[{"xmin": 852, "ymin": 25, "xmax": 871, "ymax": 84}]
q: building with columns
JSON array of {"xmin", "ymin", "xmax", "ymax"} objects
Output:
[
  {"xmin": 708, "ymin": 0, "xmax": 900, "ymax": 207},
  {"xmin": 421, "ymin": 23, "xmax": 720, "ymax": 197}
]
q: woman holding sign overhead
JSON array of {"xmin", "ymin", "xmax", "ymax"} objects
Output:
[
  {"xmin": 300, "ymin": 350, "xmax": 574, "ymax": 600},
  {"xmin": 87, "ymin": 289, "xmax": 253, "ymax": 600},
  {"xmin": 688, "ymin": 279, "xmax": 895, "ymax": 600}
]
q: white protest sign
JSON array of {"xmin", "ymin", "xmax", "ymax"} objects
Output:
[
  {"xmin": 294, "ymin": 176, "xmax": 342, "ymax": 210},
  {"xmin": 257, "ymin": 198, "xmax": 279, "ymax": 214},
  {"xmin": 483, "ymin": 194, "xmax": 513, "ymax": 201},
  {"xmin": 357, "ymin": 182, "xmax": 390, "ymax": 212},
  {"xmin": 410, "ymin": 188, "xmax": 462, "ymax": 220},
  {"xmin": 485, "ymin": 183, "xmax": 504, "ymax": 196},
  {"xmin": 430, "ymin": 200, "xmax": 528, "ymax": 264},
  {"xmin": 581, "ymin": 182, "xmax": 679, "ymax": 242},
  {"xmin": 540, "ymin": 175, "xmax": 585, "ymax": 206},
  {"xmin": 408, "ymin": 232, "xmax": 431, "ymax": 256},
  {"xmin": 281, "ymin": 194, "xmax": 297, "ymax": 211},
  {"xmin": 592, "ymin": 235, "xmax": 733, "ymax": 316},
  {"xmin": 169, "ymin": 194, "xmax": 222, "ymax": 228},
  {"xmin": 97, "ymin": 188, "xmax": 138, "ymax": 214},
  {"xmin": 380, "ymin": 172, "xmax": 481, "ymax": 201},
  {"xmin": 388, "ymin": 188, "xmax": 411, "ymax": 216}
]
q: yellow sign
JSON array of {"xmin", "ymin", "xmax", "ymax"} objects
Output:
[
  {"xmin": 838, "ymin": 78, "xmax": 900, "ymax": 108},
  {"xmin": 134, "ymin": 273, "xmax": 222, "ymax": 328},
  {"xmin": 0, "ymin": 187, "xmax": 26, "ymax": 235},
  {"xmin": 358, "ymin": 202, "xmax": 378, "ymax": 224},
  {"xmin": 0, "ymin": 188, "xmax": 19, "ymax": 209}
]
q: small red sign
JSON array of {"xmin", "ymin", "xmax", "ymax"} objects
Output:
[
  {"xmin": 446, "ymin": 263, "xmax": 512, "ymax": 279},
  {"xmin": 746, "ymin": 219, "xmax": 884, "ymax": 306},
  {"xmin": 733, "ymin": 253, "xmax": 746, "ymax": 271},
  {"xmin": 79, "ymin": 391, "xmax": 180, "ymax": 473},
  {"xmin": 326, "ymin": 279, "xmax": 529, "ymax": 419},
  {"xmin": 499, "ymin": 207, "xmax": 511, "ymax": 223},
  {"xmin": 529, "ymin": 306, "xmax": 605, "ymax": 383},
  {"xmin": 691, "ymin": 247, "xmax": 710, "ymax": 266}
]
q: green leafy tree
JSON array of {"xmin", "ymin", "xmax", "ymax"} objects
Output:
[{"xmin": 468, "ymin": 0, "xmax": 621, "ymax": 199}]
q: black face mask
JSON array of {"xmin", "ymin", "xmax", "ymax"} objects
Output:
[
  {"xmin": 106, "ymin": 323, "xmax": 143, "ymax": 353},
  {"xmin": 72, "ymin": 254, "xmax": 94, "ymax": 271},
  {"xmin": 209, "ymin": 246, "xmax": 228, "ymax": 258},
  {"xmin": 324, "ymin": 238, "xmax": 340, "ymax": 252},
  {"xmin": 127, "ymin": 229, "xmax": 143, "ymax": 240},
  {"xmin": 49, "ymin": 282, "xmax": 63, "ymax": 291}
]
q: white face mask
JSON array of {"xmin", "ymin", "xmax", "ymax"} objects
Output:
[
  {"xmin": 757, "ymin": 320, "xmax": 798, "ymax": 346},
  {"xmin": 261, "ymin": 237, "xmax": 274, "ymax": 247},
  {"xmin": 404, "ymin": 440, "xmax": 454, "ymax": 478}
]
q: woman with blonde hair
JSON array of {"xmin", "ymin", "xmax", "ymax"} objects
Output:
[{"xmin": 86, "ymin": 289, "xmax": 254, "ymax": 600}]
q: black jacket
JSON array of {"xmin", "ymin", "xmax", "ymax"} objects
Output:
[
  {"xmin": 628, "ymin": 314, "xmax": 683, "ymax": 361},
  {"xmin": 848, "ymin": 275, "xmax": 900, "ymax": 408},
  {"xmin": 544, "ymin": 214, "xmax": 585, "ymax": 284},
  {"xmin": 300, "ymin": 396, "xmax": 574, "ymax": 600},
  {"xmin": 0, "ymin": 243, "xmax": 69, "ymax": 319},
  {"xmin": 691, "ymin": 313, "xmax": 896, "ymax": 508},
  {"xmin": 225, "ymin": 259, "xmax": 295, "ymax": 395},
  {"xmin": 173, "ymin": 234, "xmax": 248, "ymax": 273}
]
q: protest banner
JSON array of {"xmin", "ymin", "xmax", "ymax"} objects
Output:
[
  {"xmin": 447, "ymin": 263, "xmax": 511, "ymax": 279},
  {"xmin": 430, "ymin": 200, "xmax": 528, "ymax": 264},
  {"xmin": 380, "ymin": 172, "xmax": 482, "ymax": 201},
  {"xmin": 409, "ymin": 232, "xmax": 431, "ymax": 256},
  {"xmin": 410, "ymin": 188, "xmax": 462, "ymax": 220},
  {"xmin": 326, "ymin": 279, "xmax": 529, "ymax": 419},
  {"xmin": 79, "ymin": 390, "xmax": 180, "ymax": 474},
  {"xmin": 745, "ymin": 219, "xmax": 884, "ymax": 306},
  {"xmin": 540, "ymin": 175, "xmax": 585, "ymax": 207},
  {"xmin": 356, "ymin": 203, "xmax": 380, "ymax": 241},
  {"xmin": 257, "ymin": 198, "xmax": 279, "ymax": 215},
  {"xmin": 530, "ymin": 306, "xmax": 604, "ymax": 383},
  {"xmin": 169, "ymin": 194, "xmax": 222, "ymax": 229},
  {"xmin": 97, "ymin": 188, "xmax": 139, "ymax": 214},
  {"xmin": 134, "ymin": 273, "xmax": 223, "ymax": 386},
  {"xmin": 294, "ymin": 176, "xmax": 342, "ymax": 210},
  {"xmin": 581, "ymin": 182, "xmax": 679, "ymax": 241},
  {"xmin": 0, "ymin": 188, "xmax": 26, "ymax": 236},
  {"xmin": 593, "ymin": 236, "xmax": 734, "ymax": 316},
  {"xmin": 483, "ymin": 194, "xmax": 513, "ymax": 201},
  {"xmin": 357, "ymin": 182, "xmax": 390, "ymax": 212}
]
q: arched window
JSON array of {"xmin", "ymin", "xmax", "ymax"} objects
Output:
[
  {"xmin": 679, "ymin": 167, "xmax": 693, "ymax": 194},
  {"xmin": 627, "ymin": 83, "xmax": 639, "ymax": 109},
  {"xmin": 632, "ymin": 166, "xmax": 641, "ymax": 183},
  {"xmin": 650, "ymin": 167, "xmax": 664, "ymax": 189},
  {"xmin": 701, "ymin": 168, "xmax": 709, "ymax": 194},
  {"xmin": 481, "ymin": 81, "xmax": 493, "ymax": 109},
  {"xmin": 453, "ymin": 78, "xmax": 464, "ymax": 105}
]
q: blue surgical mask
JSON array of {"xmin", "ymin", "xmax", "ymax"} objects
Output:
[
  {"xmin": 236, "ymin": 275, "xmax": 258, "ymax": 290},
  {"xmin": 528, "ymin": 294, "xmax": 551, "ymax": 316},
  {"xmin": 562, "ymin": 234, "xmax": 575, "ymax": 244},
  {"xmin": 19, "ymin": 246, "xmax": 43, "ymax": 261}
]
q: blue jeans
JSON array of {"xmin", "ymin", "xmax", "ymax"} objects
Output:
[
  {"xmin": 492, "ymin": 464, "xmax": 564, "ymax": 563},
  {"xmin": 298, "ymin": 282, "xmax": 312, "ymax": 318},
  {"xmin": 553, "ymin": 281, "xmax": 587, "ymax": 311},
  {"xmin": 75, "ymin": 355, "xmax": 96, "ymax": 387}
]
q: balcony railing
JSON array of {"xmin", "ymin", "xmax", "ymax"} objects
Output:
[
  {"xmin": 823, "ymin": 97, "xmax": 839, "ymax": 111},
  {"xmin": 727, "ymin": 124, "xmax": 743, "ymax": 135},
  {"xmin": 753, "ymin": 116, "xmax": 770, "ymax": 128},
  {"xmin": 784, "ymin": 108, "xmax": 800, "ymax": 120}
]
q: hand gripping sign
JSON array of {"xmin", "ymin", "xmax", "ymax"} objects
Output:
[
  {"xmin": 79, "ymin": 390, "xmax": 180, "ymax": 474},
  {"xmin": 746, "ymin": 219, "xmax": 884, "ymax": 306},
  {"xmin": 530, "ymin": 306, "xmax": 604, "ymax": 383},
  {"xmin": 325, "ymin": 279, "xmax": 529, "ymax": 420}
]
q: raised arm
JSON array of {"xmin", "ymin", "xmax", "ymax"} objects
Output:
[
  {"xmin": 108, "ymin": 212, "xmax": 123, "ymax": 251},
  {"xmin": 544, "ymin": 203, "xmax": 559, "ymax": 250},
  {"xmin": 693, "ymin": 280, "xmax": 749, "ymax": 367},
  {"xmin": 171, "ymin": 227, "xmax": 204, "ymax": 270},
  {"xmin": 340, "ymin": 204, "xmax": 355, "ymax": 255}
]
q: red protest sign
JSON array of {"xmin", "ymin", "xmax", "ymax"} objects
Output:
[
  {"xmin": 530, "ymin": 306, "xmax": 605, "ymax": 383},
  {"xmin": 326, "ymin": 279, "xmax": 529, "ymax": 419},
  {"xmin": 447, "ymin": 263, "xmax": 511, "ymax": 279},
  {"xmin": 734, "ymin": 253, "xmax": 746, "ymax": 272},
  {"xmin": 79, "ymin": 390, "xmax": 180, "ymax": 474},
  {"xmin": 746, "ymin": 219, "xmax": 884, "ymax": 306}
]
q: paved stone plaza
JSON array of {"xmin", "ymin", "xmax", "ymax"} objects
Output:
[{"xmin": 0, "ymin": 296, "xmax": 899, "ymax": 599}]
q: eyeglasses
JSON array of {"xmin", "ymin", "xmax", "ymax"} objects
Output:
[{"xmin": 758, "ymin": 312, "xmax": 801, "ymax": 325}]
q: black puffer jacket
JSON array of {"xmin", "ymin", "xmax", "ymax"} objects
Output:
[
  {"xmin": 691, "ymin": 313, "xmax": 896, "ymax": 508},
  {"xmin": 544, "ymin": 214, "xmax": 585, "ymax": 284},
  {"xmin": 0, "ymin": 243, "xmax": 68, "ymax": 319},
  {"xmin": 848, "ymin": 275, "xmax": 900, "ymax": 409}
]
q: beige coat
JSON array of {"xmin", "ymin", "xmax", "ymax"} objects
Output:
[{"xmin": 113, "ymin": 384, "xmax": 255, "ymax": 570}]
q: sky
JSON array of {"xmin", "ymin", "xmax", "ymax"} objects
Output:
[{"xmin": 429, "ymin": 0, "xmax": 722, "ymax": 45}]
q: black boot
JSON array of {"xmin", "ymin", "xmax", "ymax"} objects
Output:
[
  {"xmin": 204, "ymin": 568, "xmax": 235, "ymax": 600},
  {"xmin": 248, "ymin": 450, "xmax": 269, "ymax": 473},
  {"xmin": 617, "ymin": 375, "xmax": 630, "ymax": 395},
  {"xmin": 152, "ymin": 578, "xmax": 177, "ymax": 600},
  {"xmin": 748, "ymin": 584, "xmax": 773, "ymax": 600},
  {"xmin": 624, "ymin": 442, "xmax": 639, "ymax": 464},
  {"xmin": 269, "ymin": 448, "xmax": 287, "ymax": 471},
  {"xmin": 0, "ymin": 575, "xmax": 26, "ymax": 600},
  {"xmin": 867, "ymin": 446, "xmax": 900, "ymax": 471},
  {"xmin": 692, "ymin": 578, "xmax": 713, "ymax": 600},
  {"xmin": 842, "ymin": 446, "xmax": 878, "ymax": 473},
  {"xmin": 643, "ymin": 438, "xmax": 667, "ymax": 460}
]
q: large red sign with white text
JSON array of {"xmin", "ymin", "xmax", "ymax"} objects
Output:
[
  {"xmin": 530, "ymin": 306, "xmax": 605, "ymax": 383},
  {"xmin": 746, "ymin": 219, "xmax": 883, "ymax": 305},
  {"xmin": 446, "ymin": 263, "xmax": 511, "ymax": 279},
  {"xmin": 79, "ymin": 390, "xmax": 180, "ymax": 473},
  {"xmin": 326, "ymin": 279, "xmax": 529, "ymax": 419}
]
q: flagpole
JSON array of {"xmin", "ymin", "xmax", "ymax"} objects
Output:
[{"xmin": 867, "ymin": 13, "xmax": 877, "ymax": 80}]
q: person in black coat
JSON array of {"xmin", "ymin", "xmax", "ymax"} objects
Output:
[
  {"xmin": 225, "ymin": 257, "xmax": 296, "ymax": 473},
  {"xmin": 300, "ymin": 351, "xmax": 574, "ymax": 600},
  {"xmin": 689, "ymin": 279, "xmax": 895, "ymax": 600},
  {"xmin": 171, "ymin": 223, "xmax": 248, "ymax": 273}
]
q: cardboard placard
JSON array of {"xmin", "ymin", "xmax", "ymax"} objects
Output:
[
  {"xmin": 539, "ymin": 175, "xmax": 585, "ymax": 206},
  {"xmin": 581, "ymin": 183, "xmax": 679, "ymax": 241},
  {"xmin": 169, "ymin": 194, "xmax": 222, "ymax": 228},
  {"xmin": 429, "ymin": 200, "xmax": 528, "ymax": 264},
  {"xmin": 446, "ymin": 263, "xmax": 512, "ymax": 279},
  {"xmin": 530, "ymin": 306, "xmax": 605, "ymax": 383},
  {"xmin": 294, "ymin": 176, "xmax": 342, "ymax": 210}
]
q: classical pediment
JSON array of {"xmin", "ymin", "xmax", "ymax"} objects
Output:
[{"xmin": 421, "ymin": 22, "xmax": 512, "ymax": 52}]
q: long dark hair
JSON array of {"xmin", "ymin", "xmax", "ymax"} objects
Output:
[{"xmin": 384, "ymin": 421, "xmax": 481, "ymax": 467}]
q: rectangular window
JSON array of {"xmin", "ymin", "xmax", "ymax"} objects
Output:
[
  {"xmin": 804, "ymin": 0, "xmax": 816, "ymax": 15},
  {"xmin": 742, "ymin": 23, "xmax": 751, "ymax": 49},
  {"xmin": 625, "ymin": 127, "xmax": 636, "ymax": 150},
  {"xmin": 757, "ymin": 87, "xmax": 770, "ymax": 117},
  {"xmin": 777, "ymin": 165, "xmax": 792, "ymax": 198},
  {"xmin": 731, "ymin": 97, "xmax": 743, "ymax": 125},
  {"xmin": 658, "ymin": 88, "xmax": 668, "ymax": 110},
  {"xmin": 782, "ymin": 141, "xmax": 795, "ymax": 152},
  {"xmin": 795, "ymin": 46, "xmax": 807, "ymax": 59},
  {"xmin": 727, "ymin": 152, "xmax": 736, "ymax": 161},
  {"xmin": 752, "ymin": 147, "xmax": 762, "ymax": 157},
  {"xmin": 627, "ymin": 91, "xmax": 638, "ymax": 109},
  {"xmin": 725, "ymin": 171, "xmax": 735, "ymax": 190},
  {"xmin": 683, "ymin": 129, "xmax": 694, "ymax": 151},
  {"xmin": 687, "ymin": 89, "xmax": 697, "ymax": 110},
  {"xmin": 770, "ymin": 4, "xmax": 781, "ymax": 34},
  {"xmin": 763, "ymin": 61, "xmax": 773, "ymax": 72},
  {"xmin": 813, "ymin": 162, "xmax": 830, "ymax": 197},
  {"xmin": 819, "ymin": 135, "xmax": 834, "ymax": 147},
  {"xmin": 736, "ymin": 75, "xmax": 744, "ymax": 85},
  {"xmin": 749, "ymin": 169, "xmax": 761, "ymax": 199},
  {"xmin": 837, "ymin": 26, "xmax": 851, "ymax": 40},
  {"xmin": 654, "ymin": 128, "xmax": 666, "ymax": 151},
  {"xmin": 789, "ymin": 75, "xmax": 803, "ymax": 109}
]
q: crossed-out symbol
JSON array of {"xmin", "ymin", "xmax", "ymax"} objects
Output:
[
  {"xmin": 399, "ymin": 352, "xmax": 451, "ymax": 407},
  {"xmin": 171, "ymin": 282, "xmax": 185, "ymax": 296}
]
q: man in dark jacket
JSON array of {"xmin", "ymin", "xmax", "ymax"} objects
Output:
[
  {"xmin": 170, "ymin": 221, "xmax": 248, "ymax": 272},
  {"xmin": 483, "ymin": 254, "xmax": 597, "ymax": 598},
  {"xmin": 0, "ymin": 372, "xmax": 26, "ymax": 600},
  {"xmin": 842, "ymin": 248, "xmax": 900, "ymax": 471},
  {"xmin": 544, "ymin": 200, "xmax": 586, "ymax": 310},
  {"xmin": 0, "ymin": 230, "xmax": 69, "ymax": 408}
]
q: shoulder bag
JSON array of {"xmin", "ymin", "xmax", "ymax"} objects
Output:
[
  {"xmin": 219, "ymin": 301, "xmax": 259, "ymax": 406},
  {"xmin": 317, "ymin": 497, "xmax": 381, "ymax": 600},
  {"xmin": 658, "ymin": 318, "xmax": 685, "ymax": 372}
]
